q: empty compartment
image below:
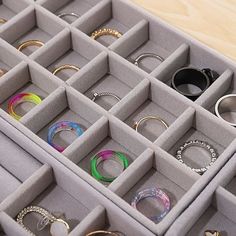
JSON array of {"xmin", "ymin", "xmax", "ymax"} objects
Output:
[
  {"xmin": 68, "ymin": 51, "xmax": 144, "ymax": 111},
  {"xmin": 111, "ymin": 19, "xmax": 186, "ymax": 74},
  {"xmin": 75, "ymin": 0, "xmax": 144, "ymax": 47},
  {"xmin": 22, "ymin": 86, "xmax": 103, "ymax": 154},
  {"xmin": 0, "ymin": 61, "xmax": 61, "ymax": 121},
  {"xmin": 160, "ymin": 107, "xmax": 235, "ymax": 175},
  {"xmin": 0, "ymin": 5, "xmax": 64, "ymax": 56},
  {"xmin": 113, "ymin": 78, "xmax": 190, "ymax": 142},
  {"xmin": 64, "ymin": 116, "xmax": 149, "ymax": 187},
  {"xmin": 40, "ymin": 0, "xmax": 101, "ymax": 24},
  {"xmin": 187, "ymin": 186, "xmax": 236, "ymax": 235},
  {"xmin": 0, "ymin": 0, "xmax": 29, "ymax": 23},
  {"xmin": 33, "ymin": 28, "xmax": 103, "ymax": 82},
  {"xmin": 0, "ymin": 129, "xmax": 41, "ymax": 204},
  {"xmin": 109, "ymin": 149, "xmax": 199, "ymax": 225}
]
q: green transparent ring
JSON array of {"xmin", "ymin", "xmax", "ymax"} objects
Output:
[{"xmin": 90, "ymin": 150, "xmax": 129, "ymax": 183}]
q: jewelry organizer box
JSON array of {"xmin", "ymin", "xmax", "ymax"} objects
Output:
[{"xmin": 0, "ymin": 0, "xmax": 235, "ymax": 235}]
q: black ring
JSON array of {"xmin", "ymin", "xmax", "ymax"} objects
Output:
[{"xmin": 171, "ymin": 67, "xmax": 211, "ymax": 101}]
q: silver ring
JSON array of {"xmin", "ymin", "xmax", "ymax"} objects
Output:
[
  {"xmin": 215, "ymin": 94, "xmax": 236, "ymax": 127},
  {"xmin": 176, "ymin": 140, "xmax": 218, "ymax": 175},
  {"xmin": 134, "ymin": 53, "xmax": 164, "ymax": 67},
  {"xmin": 92, "ymin": 92, "xmax": 121, "ymax": 102},
  {"xmin": 57, "ymin": 12, "xmax": 80, "ymax": 19}
]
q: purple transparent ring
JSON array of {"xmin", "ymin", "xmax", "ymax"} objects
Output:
[{"xmin": 131, "ymin": 187, "xmax": 171, "ymax": 223}]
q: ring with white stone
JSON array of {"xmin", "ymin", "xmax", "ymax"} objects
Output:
[
  {"xmin": 92, "ymin": 92, "xmax": 121, "ymax": 103},
  {"xmin": 176, "ymin": 140, "xmax": 218, "ymax": 175}
]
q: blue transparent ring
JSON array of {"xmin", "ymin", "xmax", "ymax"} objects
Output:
[{"xmin": 47, "ymin": 121, "xmax": 84, "ymax": 152}]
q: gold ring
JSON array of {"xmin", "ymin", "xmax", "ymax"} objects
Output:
[
  {"xmin": 0, "ymin": 18, "xmax": 7, "ymax": 24},
  {"xmin": 133, "ymin": 116, "xmax": 169, "ymax": 132},
  {"xmin": 86, "ymin": 230, "xmax": 120, "ymax": 236},
  {"xmin": 205, "ymin": 230, "xmax": 221, "ymax": 236},
  {"xmin": 52, "ymin": 64, "xmax": 80, "ymax": 76},
  {"xmin": 17, "ymin": 40, "xmax": 44, "ymax": 52},
  {"xmin": 91, "ymin": 28, "xmax": 122, "ymax": 40},
  {"xmin": 0, "ymin": 68, "xmax": 7, "ymax": 77}
]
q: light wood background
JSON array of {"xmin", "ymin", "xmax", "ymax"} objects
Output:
[{"xmin": 132, "ymin": 0, "xmax": 236, "ymax": 61}]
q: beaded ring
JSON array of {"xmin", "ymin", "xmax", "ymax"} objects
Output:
[
  {"xmin": 91, "ymin": 28, "xmax": 122, "ymax": 40},
  {"xmin": 47, "ymin": 121, "xmax": 84, "ymax": 152},
  {"xmin": 131, "ymin": 187, "xmax": 171, "ymax": 223},
  {"xmin": 8, "ymin": 93, "xmax": 42, "ymax": 120},
  {"xmin": 176, "ymin": 140, "xmax": 218, "ymax": 175},
  {"xmin": 90, "ymin": 150, "xmax": 129, "ymax": 183}
]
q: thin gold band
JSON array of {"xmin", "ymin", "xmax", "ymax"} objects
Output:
[
  {"xmin": 0, "ymin": 18, "xmax": 7, "ymax": 24},
  {"xmin": 52, "ymin": 64, "xmax": 80, "ymax": 76},
  {"xmin": 86, "ymin": 230, "xmax": 120, "ymax": 236},
  {"xmin": 91, "ymin": 28, "xmax": 122, "ymax": 40},
  {"xmin": 17, "ymin": 40, "xmax": 44, "ymax": 51},
  {"xmin": 133, "ymin": 116, "xmax": 169, "ymax": 132}
]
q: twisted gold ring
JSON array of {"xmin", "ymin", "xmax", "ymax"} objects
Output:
[
  {"xmin": 91, "ymin": 28, "xmax": 122, "ymax": 40},
  {"xmin": 52, "ymin": 64, "xmax": 80, "ymax": 76},
  {"xmin": 17, "ymin": 40, "xmax": 44, "ymax": 52}
]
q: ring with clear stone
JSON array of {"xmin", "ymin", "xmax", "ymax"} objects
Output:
[
  {"xmin": 91, "ymin": 92, "xmax": 121, "ymax": 103},
  {"xmin": 176, "ymin": 140, "xmax": 218, "ymax": 175}
]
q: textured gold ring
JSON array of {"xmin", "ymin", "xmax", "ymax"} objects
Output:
[
  {"xmin": 0, "ymin": 18, "xmax": 7, "ymax": 24},
  {"xmin": 91, "ymin": 28, "xmax": 122, "ymax": 40},
  {"xmin": 86, "ymin": 230, "xmax": 120, "ymax": 236},
  {"xmin": 52, "ymin": 64, "xmax": 80, "ymax": 76},
  {"xmin": 17, "ymin": 40, "xmax": 44, "ymax": 51},
  {"xmin": 133, "ymin": 116, "xmax": 169, "ymax": 132}
]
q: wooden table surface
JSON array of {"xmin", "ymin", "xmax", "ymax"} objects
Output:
[{"xmin": 132, "ymin": 0, "xmax": 236, "ymax": 61}]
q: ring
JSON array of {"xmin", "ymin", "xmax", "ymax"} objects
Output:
[
  {"xmin": 176, "ymin": 140, "xmax": 218, "ymax": 175},
  {"xmin": 8, "ymin": 93, "xmax": 42, "ymax": 120},
  {"xmin": 133, "ymin": 116, "xmax": 169, "ymax": 133},
  {"xmin": 17, "ymin": 40, "xmax": 44, "ymax": 52},
  {"xmin": 0, "ymin": 68, "xmax": 7, "ymax": 77},
  {"xmin": 90, "ymin": 150, "xmax": 129, "ymax": 183},
  {"xmin": 215, "ymin": 94, "xmax": 236, "ymax": 127},
  {"xmin": 134, "ymin": 53, "xmax": 164, "ymax": 67},
  {"xmin": 47, "ymin": 121, "xmax": 84, "ymax": 152},
  {"xmin": 205, "ymin": 230, "xmax": 221, "ymax": 236},
  {"xmin": 131, "ymin": 187, "xmax": 171, "ymax": 223},
  {"xmin": 92, "ymin": 92, "xmax": 121, "ymax": 103},
  {"xmin": 57, "ymin": 12, "xmax": 80, "ymax": 19},
  {"xmin": 171, "ymin": 67, "xmax": 218, "ymax": 101},
  {"xmin": 86, "ymin": 231, "xmax": 120, "ymax": 236},
  {"xmin": 0, "ymin": 18, "xmax": 7, "ymax": 24},
  {"xmin": 16, "ymin": 206, "xmax": 70, "ymax": 236},
  {"xmin": 52, "ymin": 64, "xmax": 80, "ymax": 76},
  {"xmin": 91, "ymin": 28, "xmax": 122, "ymax": 40}
]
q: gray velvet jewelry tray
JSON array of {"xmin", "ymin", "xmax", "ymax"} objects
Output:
[
  {"xmin": 166, "ymin": 152, "xmax": 236, "ymax": 236},
  {"xmin": 0, "ymin": 0, "xmax": 235, "ymax": 235},
  {"xmin": 0, "ymin": 117, "xmax": 155, "ymax": 236}
]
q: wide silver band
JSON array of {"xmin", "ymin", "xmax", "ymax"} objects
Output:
[
  {"xmin": 176, "ymin": 140, "xmax": 218, "ymax": 175},
  {"xmin": 134, "ymin": 53, "xmax": 164, "ymax": 67},
  {"xmin": 92, "ymin": 92, "xmax": 121, "ymax": 102},
  {"xmin": 215, "ymin": 94, "xmax": 236, "ymax": 127}
]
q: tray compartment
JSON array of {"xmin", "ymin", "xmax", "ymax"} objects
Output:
[
  {"xmin": 0, "ymin": 5, "xmax": 65, "ymax": 56},
  {"xmin": 39, "ymin": 0, "xmax": 101, "ymax": 24},
  {"xmin": 68, "ymin": 51, "xmax": 145, "ymax": 111},
  {"xmin": 32, "ymin": 28, "xmax": 103, "ymax": 82}
]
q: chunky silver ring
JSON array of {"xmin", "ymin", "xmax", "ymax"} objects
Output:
[
  {"xmin": 134, "ymin": 53, "xmax": 164, "ymax": 67},
  {"xmin": 92, "ymin": 92, "xmax": 121, "ymax": 102},
  {"xmin": 176, "ymin": 140, "xmax": 218, "ymax": 175},
  {"xmin": 215, "ymin": 94, "xmax": 236, "ymax": 127},
  {"xmin": 57, "ymin": 12, "xmax": 80, "ymax": 19}
]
